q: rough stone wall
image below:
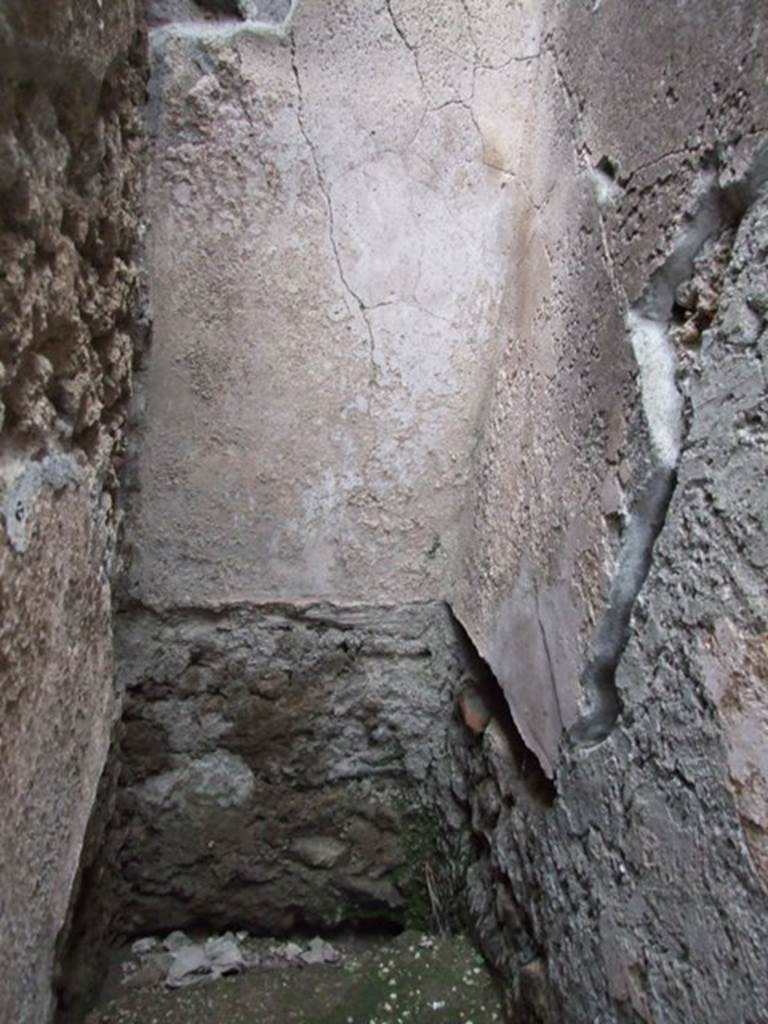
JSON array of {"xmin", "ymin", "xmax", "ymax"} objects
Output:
[
  {"xmin": 0, "ymin": 3, "xmax": 146, "ymax": 1021},
  {"xmin": 56, "ymin": 600, "xmax": 488, "ymax": 1022},
  {"xmin": 97, "ymin": 602, "xmax": 467, "ymax": 938}
]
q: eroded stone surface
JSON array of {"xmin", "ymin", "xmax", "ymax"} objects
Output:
[{"xmin": 0, "ymin": 4, "xmax": 147, "ymax": 1022}]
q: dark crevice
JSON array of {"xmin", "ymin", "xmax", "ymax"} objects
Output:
[
  {"xmin": 449, "ymin": 608, "xmax": 556, "ymax": 806},
  {"xmin": 53, "ymin": 745, "xmax": 123, "ymax": 1024},
  {"xmin": 571, "ymin": 139, "xmax": 768, "ymax": 749},
  {"xmin": 197, "ymin": 0, "xmax": 245, "ymax": 16},
  {"xmin": 569, "ymin": 466, "xmax": 677, "ymax": 746},
  {"xmin": 147, "ymin": 0, "xmax": 296, "ymax": 30},
  {"xmin": 596, "ymin": 154, "xmax": 618, "ymax": 181},
  {"xmin": 147, "ymin": 0, "xmax": 244, "ymax": 30}
]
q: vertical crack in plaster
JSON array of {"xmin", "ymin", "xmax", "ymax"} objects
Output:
[
  {"xmin": 572, "ymin": 142, "xmax": 768, "ymax": 747},
  {"xmin": 384, "ymin": 0, "xmax": 425, "ymax": 92},
  {"xmin": 533, "ymin": 581, "xmax": 566, "ymax": 733},
  {"xmin": 458, "ymin": 0, "xmax": 480, "ymax": 69},
  {"xmin": 547, "ymin": 40, "xmax": 625, "ymax": 302},
  {"xmin": 458, "ymin": 96, "xmax": 484, "ymax": 155},
  {"xmin": 289, "ymin": 34, "xmax": 378, "ymax": 387}
]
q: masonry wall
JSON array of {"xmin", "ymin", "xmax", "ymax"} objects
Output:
[
  {"xmin": 103, "ymin": 601, "xmax": 471, "ymax": 938},
  {"xmin": 0, "ymin": 3, "xmax": 146, "ymax": 1021}
]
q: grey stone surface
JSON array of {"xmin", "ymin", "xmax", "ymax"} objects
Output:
[
  {"xmin": 290, "ymin": 835, "xmax": 349, "ymax": 869},
  {"xmin": 166, "ymin": 945, "xmax": 210, "ymax": 988},
  {"xmin": 160, "ymin": 931, "xmax": 246, "ymax": 987},
  {"xmin": 300, "ymin": 936, "xmax": 341, "ymax": 965},
  {"xmin": 1, "ymin": 454, "xmax": 82, "ymax": 552},
  {"xmin": 137, "ymin": 750, "xmax": 257, "ymax": 809},
  {"xmin": 0, "ymin": 3, "xmax": 147, "ymax": 1022},
  {"xmin": 74, "ymin": 602, "xmax": 468, "ymax": 950},
  {"xmin": 163, "ymin": 931, "xmax": 193, "ymax": 953}
]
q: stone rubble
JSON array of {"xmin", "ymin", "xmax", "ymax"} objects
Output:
[{"xmin": 123, "ymin": 930, "xmax": 343, "ymax": 990}]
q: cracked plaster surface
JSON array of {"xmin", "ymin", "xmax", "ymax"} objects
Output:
[
  {"xmin": 453, "ymin": 0, "xmax": 768, "ymax": 776},
  {"xmin": 133, "ymin": 0, "xmax": 527, "ymax": 610},
  {"xmin": 137, "ymin": 0, "xmax": 768, "ymax": 784}
]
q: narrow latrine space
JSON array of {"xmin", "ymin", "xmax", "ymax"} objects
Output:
[
  {"xmin": 3, "ymin": 2, "xmax": 768, "ymax": 1024},
  {"xmin": 55, "ymin": 603, "xmax": 564, "ymax": 1023},
  {"xmin": 55, "ymin": 603, "xmax": 516, "ymax": 1023}
]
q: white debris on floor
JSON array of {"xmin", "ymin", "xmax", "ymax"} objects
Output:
[{"xmin": 122, "ymin": 930, "xmax": 343, "ymax": 990}]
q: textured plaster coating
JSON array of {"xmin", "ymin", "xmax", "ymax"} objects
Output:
[
  {"xmin": 451, "ymin": 184, "xmax": 768, "ymax": 1021},
  {"xmin": 129, "ymin": 0, "xmax": 519, "ymax": 609}
]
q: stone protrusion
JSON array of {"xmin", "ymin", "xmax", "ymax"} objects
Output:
[{"xmin": 457, "ymin": 684, "xmax": 493, "ymax": 736}]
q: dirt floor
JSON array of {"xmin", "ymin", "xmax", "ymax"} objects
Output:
[{"xmin": 84, "ymin": 930, "xmax": 505, "ymax": 1024}]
